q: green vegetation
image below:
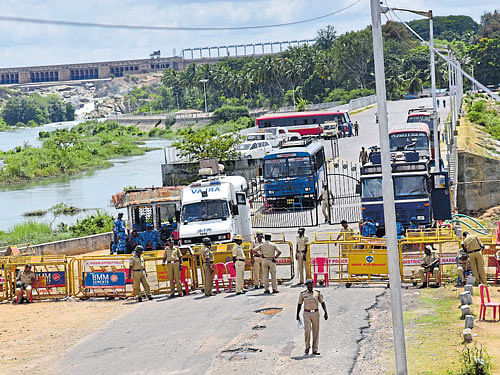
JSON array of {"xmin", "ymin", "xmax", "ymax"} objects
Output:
[
  {"xmin": 464, "ymin": 95, "xmax": 500, "ymax": 141},
  {"xmin": 0, "ymin": 120, "xmax": 149, "ymax": 185},
  {"xmin": 454, "ymin": 345, "xmax": 492, "ymax": 375},
  {"xmin": 0, "ymin": 211, "xmax": 114, "ymax": 246},
  {"xmin": 1, "ymin": 93, "xmax": 75, "ymax": 127},
  {"xmin": 408, "ymin": 15, "xmax": 479, "ymax": 41}
]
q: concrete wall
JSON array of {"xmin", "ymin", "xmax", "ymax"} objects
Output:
[
  {"xmin": 457, "ymin": 151, "xmax": 500, "ymax": 215},
  {"xmin": 31, "ymin": 232, "xmax": 112, "ymax": 256},
  {"xmin": 162, "ymin": 158, "xmax": 264, "ymax": 186}
]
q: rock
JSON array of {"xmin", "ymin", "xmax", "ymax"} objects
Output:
[
  {"xmin": 465, "ymin": 315, "xmax": 474, "ymax": 329},
  {"xmin": 463, "ymin": 328, "xmax": 473, "ymax": 343},
  {"xmin": 459, "ymin": 291, "xmax": 473, "ymax": 305},
  {"xmin": 466, "ymin": 275, "xmax": 476, "ymax": 285},
  {"xmin": 464, "ymin": 284, "xmax": 473, "ymax": 295},
  {"xmin": 461, "ymin": 305, "xmax": 471, "ymax": 319}
]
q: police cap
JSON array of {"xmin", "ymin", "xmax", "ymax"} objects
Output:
[
  {"xmin": 255, "ymin": 230, "xmax": 264, "ymax": 236},
  {"xmin": 234, "ymin": 234, "xmax": 243, "ymax": 241},
  {"xmin": 298, "ymin": 227, "xmax": 305, "ymax": 233},
  {"xmin": 305, "ymin": 279, "xmax": 313, "ymax": 285},
  {"xmin": 202, "ymin": 237, "xmax": 211, "ymax": 245},
  {"xmin": 135, "ymin": 245, "xmax": 144, "ymax": 252}
]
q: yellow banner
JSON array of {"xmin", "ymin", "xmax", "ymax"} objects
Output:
[
  {"xmin": 156, "ymin": 264, "xmax": 168, "ymax": 282},
  {"xmin": 348, "ymin": 253, "xmax": 388, "ymax": 275}
]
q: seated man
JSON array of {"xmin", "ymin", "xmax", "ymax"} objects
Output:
[
  {"xmin": 417, "ymin": 245, "xmax": 440, "ymax": 288},
  {"xmin": 15, "ymin": 264, "xmax": 36, "ymax": 303},
  {"xmin": 457, "ymin": 248, "xmax": 470, "ymax": 286},
  {"xmin": 127, "ymin": 230, "xmax": 141, "ymax": 254}
]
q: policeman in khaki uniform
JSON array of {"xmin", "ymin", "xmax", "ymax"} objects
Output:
[
  {"xmin": 417, "ymin": 245, "xmax": 440, "ymax": 288},
  {"xmin": 457, "ymin": 248, "xmax": 471, "ymax": 285},
  {"xmin": 255, "ymin": 233, "xmax": 281, "ymax": 294},
  {"xmin": 251, "ymin": 230, "xmax": 264, "ymax": 289},
  {"xmin": 296, "ymin": 228, "xmax": 309, "ymax": 285},
  {"xmin": 336, "ymin": 220, "xmax": 354, "ymax": 257},
  {"xmin": 15, "ymin": 264, "xmax": 36, "ymax": 303},
  {"xmin": 462, "ymin": 232, "xmax": 487, "ymax": 286},
  {"xmin": 296, "ymin": 279, "xmax": 328, "ymax": 355},
  {"xmin": 201, "ymin": 237, "xmax": 214, "ymax": 297},
  {"xmin": 162, "ymin": 237, "xmax": 183, "ymax": 297},
  {"xmin": 232, "ymin": 235, "xmax": 247, "ymax": 295},
  {"xmin": 128, "ymin": 245, "xmax": 152, "ymax": 302},
  {"xmin": 319, "ymin": 184, "xmax": 331, "ymax": 223}
]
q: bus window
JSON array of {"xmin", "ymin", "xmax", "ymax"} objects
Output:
[
  {"xmin": 303, "ymin": 119, "xmax": 308, "ymax": 125},
  {"xmin": 313, "ymin": 118, "xmax": 317, "ymax": 124},
  {"xmin": 314, "ymin": 149, "xmax": 325, "ymax": 171},
  {"xmin": 294, "ymin": 120, "xmax": 297, "ymax": 125}
]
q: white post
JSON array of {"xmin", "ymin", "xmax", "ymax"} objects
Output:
[
  {"xmin": 370, "ymin": 2, "xmax": 408, "ymax": 374},
  {"xmin": 429, "ymin": 12, "xmax": 440, "ymax": 172},
  {"xmin": 448, "ymin": 54, "xmax": 455, "ymax": 144}
]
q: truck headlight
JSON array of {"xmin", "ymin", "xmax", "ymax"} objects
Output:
[
  {"xmin": 305, "ymin": 187, "xmax": 311, "ymax": 192},
  {"xmin": 268, "ymin": 190, "xmax": 274, "ymax": 195},
  {"xmin": 417, "ymin": 215, "xmax": 425, "ymax": 221}
]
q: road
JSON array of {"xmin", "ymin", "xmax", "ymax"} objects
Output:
[{"xmin": 56, "ymin": 97, "xmax": 450, "ymax": 375}]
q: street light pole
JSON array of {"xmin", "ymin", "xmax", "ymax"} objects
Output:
[
  {"xmin": 429, "ymin": 11, "xmax": 440, "ymax": 171},
  {"xmin": 371, "ymin": 2, "xmax": 408, "ymax": 374},
  {"xmin": 200, "ymin": 78, "xmax": 208, "ymax": 113}
]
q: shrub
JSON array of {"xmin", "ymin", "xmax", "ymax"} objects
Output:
[
  {"xmin": 468, "ymin": 111, "xmax": 486, "ymax": 125},
  {"xmin": 69, "ymin": 211, "xmax": 114, "ymax": 237},
  {"xmin": 454, "ymin": 344, "xmax": 492, "ymax": 375},
  {"xmin": 212, "ymin": 105, "xmax": 250, "ymax": 122},
  {"xmin": 471, "ymin": 100, "xmax": 487, "ymax": 113}
]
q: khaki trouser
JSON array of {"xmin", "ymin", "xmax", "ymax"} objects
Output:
[
  {"xmin": 263, "ymin": 258, "xmax": 278, "ymax": 292},
  {"xmin": 133, "ymin": 271, "xmax": 151, "ymax": 297},
  {"xmin": 304, "ymin": 310, "xmax": 320, "ymax": 352},
  {"xmin": 204, "ymin": 263, "xmax": 213, "ymax": 296},
  {"xmin": 167, "ymin": 262, "xmax": 182, "ymax": 295},
  {"xmin": 297, "ymin": 251, "xmax": 308, "ymax": 284},
  {"xmin": 469, "ymin": 251, "xmax": 487, "ymax": 285},
  {"xmin": 321, "ymin": 201, "xmax": 330, "ymax": 222},
  {"xmin": 418, "ymin": 267, "xmax": 440, "ymax": 284},
  {"xmin": 235, "ymin": 260, "xmax": 245, "ymax": 293},
  {"xmin": 457, "ymin": 266, "xmax": 466, "ymax": 282},
  {"xmin": 253, "ymin": 257, "xmax": 263, "ymax": 286},
  {"xmin": 15, "ymin": 285, "xmax": 32, "ymax": 301}
]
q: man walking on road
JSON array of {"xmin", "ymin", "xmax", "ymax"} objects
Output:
[
  {"xmin": 129, "ymin": 245, "xmax": 152, "ymax": 302},
  {"xmin": 353, "ymin": 121, "xmax": 359, "ymax": 136},
  {"xmin": 319, "ymin": 184, "xmax": 331, "ymax": 224},
  {"xmin": 297, "ymin": 279, "xmax": 328, "ymax": 355},
  {"xmin": 296, "ymin": 228, "xmax": 309, "ymax": 285},
  {"xmin": 201, "ymin": 237, "xmax": 214, "ymax": 296},
  {"xmin": 359, "ymin": 147, "xmax": 369, "ymax": 165},
  {"xmin": 162, "ymin": 238, "xmax": 184, "ymax": 297},
  {"xmin": 232, "ymin": 235, "xmax": 247, "ymax": 295},
  {"xmin": 251, "ymin": 230, "xmax": 264, "ymax": 289},
  {"xmin": 255, "ymin": 233, "xmax": 281, "ymax": 294},
  {"xmin": 462, "ymin": 232, "xmax": 487, "ymax": 286}
]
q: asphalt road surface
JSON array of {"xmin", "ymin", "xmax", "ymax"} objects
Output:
[{"xmin": 57, "ymin": 97, "xmax": 450, "ymax": 375}]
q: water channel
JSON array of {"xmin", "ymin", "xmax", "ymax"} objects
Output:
[{"xmin": 0, "ymin": 122, "xmax": 171, "ymax": 231}]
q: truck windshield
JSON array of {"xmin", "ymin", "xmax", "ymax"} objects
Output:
[
  {"xmin": 389, "ymin": 133, "xmax": 428, "ymax": 151},
  {"xmin": 182, "ymin": 200, "xmax": 229, "ymax": 222},
  {"xmin": 394, "ymin": 176, "xmax": 427, "ymax": 196},
  {"xmin": 361, "ymin": 178, "xmax": 383, "ymax": 198}
]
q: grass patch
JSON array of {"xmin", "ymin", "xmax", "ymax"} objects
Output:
[
  {"xmin": 351, "ymin": 104, "xmax": 376, "ymax": 115},
  {"xmin": 23, "ymin": 210, "xmax": 48, "ymax": 217}
]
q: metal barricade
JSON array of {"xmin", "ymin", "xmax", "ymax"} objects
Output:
[
  {"xmin": 6, "ymin": 259, "xmax": 71, "ymax": 301},
  {"xmin": 0, "ymin": 258, "xmax": 8, "ymax": 301}
]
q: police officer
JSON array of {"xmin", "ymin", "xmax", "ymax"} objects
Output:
[
  {"xmin": 417, "ymin": 245, "xmax": 440, "ymax": 288},
  {"xmin": 336, "ymin": 220, "xmax": 354, "ymax": 257},
  {"xmin": 201, "ymin": 237, "xmax": 214, "ymax": 296},
  {"xmin": 113, "ymin": 212, "xmax": 127, "ymax": 254},
  {"xmin": 255, "ymin": 233, "xmax": 281, "ymax": 294},
  {"xmin": 15, "ymin": 264, "xmax": 36, "ymax": 303},
  {"xmin": 162, "ymin": 237, "xmax": 184, "ymax": 297},
  {"xmin": 128, "ymin": 245, "xmax": 152, "ymax": 302},
  {"xmin": 353, "ymin": 121, "xmax": 359, "ymax": 136},
  {"xmin": 361, "ymin": 217, "xmax": 376, "ymax": 237},
  {"xmin": 296, "ymin": 279, "xmax": 328, "ymax": 355},
  {"xmin": 462, "ymin": 232, "xmax": 487, "ymax": 286},
  {"xmin": 251, "ymin": 230, "xmax": 264, "ymax": 289},
  {"xmin": 319, "ymin": 184, "xmax": 331, "ymax": 223},
  {"xmin": 457, "ymin": 248, "xmax": 471, "ymax": 286},
  {"xmin": 296, "ymin": 228, "xmax": 309, "ymax": 285},
  {"xmin": 232, "ymin": 235, "xmax": 247, "ymax": 295}
]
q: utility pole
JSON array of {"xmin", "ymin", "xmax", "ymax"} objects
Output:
[
  {"xmin": 371, "ymin": 2, "xmax": 408, "ymax": 374},
  {"xmin": 200, "ymin": 78, "xmax": 208, "ymax": 113},
  {"xmin": 429, "ymin": 11, "xmax": 440, "ymax": 172}
]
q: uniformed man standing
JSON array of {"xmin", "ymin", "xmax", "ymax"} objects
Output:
[
  {"xmin": 128, "ymin": 245, "xmax": 152, "ymax": 302},
  {"xmin": 232, "ymin": 235, "xmax": 247, "ymax": 295},
  {"xmin": 162, "ymin": 238, "xmax": 184, "ymax": 297},
  {"xmin": 296, "ymin": 279, "xmax": 328, "ymax": 355},
  {"xmin": 15, "ymin": 264, "xmax": 36, "ymax": 303},
  {"xmin": 319, "ymin": 184, "xmax": 331, "ymax": 223},
  {"xmin": 113, "ymin": 212, "xmax": 127, "ymax": 254},
  {"xmin": 201, "ymin": 237, "xmax": 214, "ymax": 296},
  {"xmin": 251, "ymin": 230, "xmax": 264, "ymax": 289},
  {"xmin": 336, "ymin": 220, "xmax": 354, "ymax": 257},
  {"xmin": 457, "ymin": 248, "xmax": 471, "ymax": 286},
  {"xmin": 462, "ymin": 232, "xmax": 487, "ymax": 286},
  {"xmin": 417, "ymin": 245, "xmax": 440, "ymax": 288},
  {"xmin": 296, "ymin": 228, "xmax": 309, "ymax": 285},
  {"xmin": 256, "ymin": 233, "xmax": 282, "ymax": 294}
]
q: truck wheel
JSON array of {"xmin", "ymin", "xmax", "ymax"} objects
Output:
[{"xmin": 345, "ymin": 283, "xmax": 352, "ymax": 288}]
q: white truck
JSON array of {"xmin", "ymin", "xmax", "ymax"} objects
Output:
[{"xmin": 179, "ymin": 175, "xmax": 252, "ymax": 245}]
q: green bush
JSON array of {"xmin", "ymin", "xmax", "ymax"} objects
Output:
[
  {"xmin": 453, "ymin": 344, "xmax": 492, "ymax": 375},
  {"xmin": 471, "ymin": 100, "xmax": 487, "ymax": 113},
  {"xmin": 69, "ymin": 211, "xmax": 114, "ymax": 237},
  {"xmin": 212, "ymin": 105, "xmax": 250, "ymax": 122},
  {"xmin": 468, "ymin": 111, "xmax": 486, "ymax": 125}
]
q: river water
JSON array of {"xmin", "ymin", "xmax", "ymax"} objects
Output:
[{"xmin": 0, "ymin": 123, "xmax": 171, "ymax": 231}]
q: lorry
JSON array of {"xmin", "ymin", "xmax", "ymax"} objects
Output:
[{"xmin": 179, "ymin": 174, "xmax": 252, "ymax": 245}]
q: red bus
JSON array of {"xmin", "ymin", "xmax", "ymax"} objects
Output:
[
  {"xmin": 256, "ymin": 111, "xmax": 351, "ymax": 137},
  {"xmin": 389, "ymin": 123, "xmax": 431, "ymax": 160}
]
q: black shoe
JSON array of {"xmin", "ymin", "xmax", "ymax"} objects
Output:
[
  {"xmin": 418, "ymin": 283, "xmax": 427, "ymax": 289},
  {"xmin": 264, "ymin": 290, "xmax": 271, "ymax": 294},
  {"xmin": 305, "ymin": 349, "xmax": 310, "ymax": 355},
  {"xmin": 236, "ymin": 292, "xmax": 242, "ymax": 295},
  {"xmin": 312, "ymin": 352, "xmax": 320, "ymax": 355},
  {"xmin": 147, "ymin": 295, "xmax": 153, "ymax": 300},
  {"xmin": 137, "ymin": 297, "xmax": 143, "ymax": 302},
  {"xmin": 273, "ymin": 290, "xmax": 280, "ymax": 294}
]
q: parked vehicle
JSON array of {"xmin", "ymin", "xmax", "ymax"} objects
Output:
[
  {"xmin": 245, "ymin": 132, "xmax": 280, "ymax": 148},
  {"xmin": 389, "ymin": 123, "xmax": 431, "ymax": 160},
  {"xmin": 262, "ymin": 127, "xmax": 302, "ymax": 143},
  {"xmin": 236, "ymin": 140, "xmax": 273, "ymax": 159},
  {"xmin": 179, "ymin": 175, "xmax": 252, "ymax": 245}
]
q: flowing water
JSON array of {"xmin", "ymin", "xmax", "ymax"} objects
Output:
[{"xmin": 0, "ymin": 123, "xmax": 171, "ymax": 231}]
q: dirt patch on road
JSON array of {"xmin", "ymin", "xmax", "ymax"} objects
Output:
[{"xmin": 0, "ymin": 298, "xmax": 134, "ymax": 374}]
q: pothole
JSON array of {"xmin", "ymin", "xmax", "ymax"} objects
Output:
[
  {"xmin": 254, "ymin": 307, "xmax": 283, "ymax": 315},
  {"xmin": 220, "ymin": 344, "xmax": 262, "ymax": 361},
  {"xmin": 252, "ymin": 325, "xmax": 267, "ymax": 330}
]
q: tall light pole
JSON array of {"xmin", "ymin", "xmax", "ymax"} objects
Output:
[
  {"xmin": 372, "ymin": 2, "xmax": 408, "ymax": 374},
  {"xmin": 200, "ymin": 78, "xmax": 208, "ymax": 113}
]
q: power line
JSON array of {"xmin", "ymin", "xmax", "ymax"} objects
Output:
[{"xmin": 0, "ymin": 0, "xmax": 362, "ymax": 31}]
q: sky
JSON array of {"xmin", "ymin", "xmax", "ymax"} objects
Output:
[{"xmin": 0, "ymin": 0, "xmax": 497, "ymax": 68}]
